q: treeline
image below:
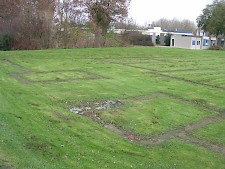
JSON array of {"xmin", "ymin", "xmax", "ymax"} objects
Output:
[
  {"xmin": 197, "ymin": 0, "xmax": 225, "ymax": 48},
  {"xmin": 0, "ymin": 0, "xmax": 131, "ymax": 50},
  {"xmin": 152, "ymin": 18, "xmax": 196, "ymax": 32}
]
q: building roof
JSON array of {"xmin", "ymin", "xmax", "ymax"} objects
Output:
[{"xmin": 164, "ymin": 29, "xmax": 192, "ymax": 34}]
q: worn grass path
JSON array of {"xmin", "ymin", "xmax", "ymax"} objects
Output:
[{"xmin": 1, "ymin": 47, "xmax": 225, "ymax": 168}]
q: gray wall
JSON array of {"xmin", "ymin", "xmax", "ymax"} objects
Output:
[
  {"xmin": 171, "ymin": 35, "xmax": 202, "ymax": 49},
  {"xmin": 171, "ymin": 35, "xmax": 192, "ymax": 49}
]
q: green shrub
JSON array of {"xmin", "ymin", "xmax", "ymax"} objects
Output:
[
  {"xmin": 0, "ymin": 33, "xmax": 13, "ymax": 51},
  {"xmin": 123, "ymin": 31, "xmax": 154, "ymax": 46},
  {"xmin": 208, "ymin": 45, "xmax": 223, "ymax": 50}
]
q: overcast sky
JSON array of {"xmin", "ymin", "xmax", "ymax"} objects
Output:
[{"xmin": 128, "ymin": 0, "xmax": 213, "ymax": 25}]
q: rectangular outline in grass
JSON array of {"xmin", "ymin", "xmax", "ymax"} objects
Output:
[
  {"xmin": 2, "ymin": 59, "xmax": 108, "ymax": 84},
  {"xmin": 113, "ymin": 62, "xmax": 225, "ymax": 90},
  {"xmin": 81, "ymin": 91, "xmax": 224, "ymax": 151},
  {"xmin": 86, "ymin": 92, "xmax": 220, "ymax": 137},
  {"xmin": 26, "ymin": 69, "xmax": 107, "ymax": 83},
  {"xmin": 12, "ymin": 70, "xmax": 108, "ymax": 84}
]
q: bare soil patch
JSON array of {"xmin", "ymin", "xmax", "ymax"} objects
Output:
[{"xmin": 69, "ymin": 100, "xmax": 123, "ymax": 115}]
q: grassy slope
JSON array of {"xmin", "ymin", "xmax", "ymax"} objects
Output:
[
  {"xmin": 1, "ymin": 47, "xmax": 225, "ymax": 168},
  {"xmin": 101, "ymin": 97, "xmax": 217, "ymax": 136},
  {"xmin": 192, "ymin": 120, "xmax": 225, "ymax": 146}
]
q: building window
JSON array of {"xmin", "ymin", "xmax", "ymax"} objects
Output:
[
  {"xmin": 203, "ymin": 39, "xmax": 208, "ymax": 46},
  {"xmin": 197, "ymin": 41, "xmax": 201, "ymax": 45},
  {"xmin": 192, "ymin": 40, "xmax": 195, "ymax": 45}
]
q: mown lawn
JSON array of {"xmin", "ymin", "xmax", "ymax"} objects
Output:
[
  {"xmin": 1, "ymin": 47, "xmax": 225, "ymax": 168},
  {"xmin": 100, "ymin": 96, "xmax": 217, "ymax": 136},
  {"xmin": 192, "ymin": 119, "xmax": 225, "ymax": 146}
]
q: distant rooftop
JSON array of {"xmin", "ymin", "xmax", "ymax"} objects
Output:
[{"xmin": 163, "ymin": 29, "xmax": 193, "ymax": 34}]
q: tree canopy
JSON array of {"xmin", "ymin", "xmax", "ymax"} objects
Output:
[
  {"xmin": 81, "ymin": 0, "xmax": 130, "ymax": 45},
  {"xmin": 197, "ymin": 0, "xmax": 225, "ymax": 37}
]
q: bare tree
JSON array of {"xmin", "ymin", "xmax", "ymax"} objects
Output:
[
  {"xmin": 152, "ymin": 18, "xmax": 196, "ymax": 32},
  {"xmin": 79, "ymin": 0, "xmax": 130, "ymax": 46}
]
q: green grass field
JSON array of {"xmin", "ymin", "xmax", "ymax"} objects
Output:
[{"xmin": 1, "ymin": 47, "xmax": 225, "ymax": 168}]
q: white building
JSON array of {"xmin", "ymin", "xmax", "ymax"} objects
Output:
[
  {"xmin": 170, "ymin": 35, "xmax": 220, "ymax": 50},
  {"xmin": 170, "ymin": 35, "xmax": 202, "ymax": 49},
  {"xmin": 111, "ymin": 27, "xmax": 224, "ymax": 49}
]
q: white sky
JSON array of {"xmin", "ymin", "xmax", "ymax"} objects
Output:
[{"xmin": 128, "ymin": 0, "xmax": 213, "ymax": 25}]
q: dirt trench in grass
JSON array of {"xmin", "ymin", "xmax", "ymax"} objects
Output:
[
  {"xmin": 2, "ymin": 59, "xmax": 107, "ymax": 84},
  {"xmin": 3, "ymin": 58, "xmax": 225, "ymax": 156},
  {"xmin": 69, "ymin": 92, "xmax": 225, "ymax": 156}
]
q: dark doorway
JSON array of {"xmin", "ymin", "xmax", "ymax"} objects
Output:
[{"xmin": 172, "ymin": 39, "xmax": 175, "ymax": 46}]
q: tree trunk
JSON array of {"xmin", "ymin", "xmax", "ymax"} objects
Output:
[
  {"xmin": 216, "ymin": 35, "xmax": 221, "ymax": 47},
  {"xmin": 94, "ymin": 32, "xmax": 102, "ymax": 47},
  {"xmin": 209, "ymin": 36, "xmax": 212, "ymax": 47}
]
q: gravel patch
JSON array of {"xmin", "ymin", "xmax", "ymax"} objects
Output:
[{"xmin": 69, "ymin": 100, "xmax": 123, "ymax": 115}]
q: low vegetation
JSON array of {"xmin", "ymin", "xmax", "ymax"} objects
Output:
[{"xmin": 1, "ymin": 47, "xmax": 225, "ymax": 168}]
